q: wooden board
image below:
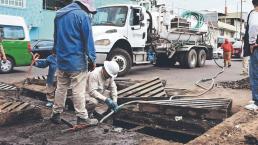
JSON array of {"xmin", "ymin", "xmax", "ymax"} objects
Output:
[
  {"xmin": 0, "ymin": 100, "xmax": 42, "ymax": 126},
  {"xmin": 138, "ymin": 98, "xmax": 232, "ymax": 120},
  {"xmin": 114, "ymin": 107, "xmax": 219, "ymax": 136},
  {"xmin": 117, "ymin": 78, "xmax": 167, "ymax": 103}
]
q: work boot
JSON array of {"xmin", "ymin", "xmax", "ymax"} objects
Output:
[
  {"xmin": 50, "ymin": 113, "xmax": 61, "ymax": 124},
  {"xmin": 77, "ymin": 117, "xmax": 98, "ymax": 126}
]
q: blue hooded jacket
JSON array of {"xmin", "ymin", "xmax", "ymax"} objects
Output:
[
  {"xmin": 35, "ymin": 55, "xmax": 57, "ymax": 85},
  {"xmin": 54, "ymin": 3, "xmax": 96, "ymax": 72}
]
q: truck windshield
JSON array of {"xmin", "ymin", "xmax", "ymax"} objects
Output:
[{"xmin": 92, "ymin": 6, "xmax": 128, "ymax": 27}]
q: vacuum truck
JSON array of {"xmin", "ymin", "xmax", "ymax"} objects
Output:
[{"xmin": 92, "ymin": 0, "xmax": 213, "ymax": 76}]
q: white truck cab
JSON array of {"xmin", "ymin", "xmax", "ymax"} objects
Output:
[
  {"xmin": 92, "ymin": 3, "xmax": 213, "ymax": 76},
  {"xmin": 92, "ymin": 4, "xmax": 149, "ymax": 76}
]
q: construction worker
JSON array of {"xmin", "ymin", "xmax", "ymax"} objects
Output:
[
  {"xmin": 244, "ymin": 0, "xmax": 258, "ymax": 111},
  {"xmin": 86, "ymin": 61, "xmax": 120, "ymax": 112},
  {"xmin": 221, "ymin": 38, "xmax": 234, "ymax": 68},
  {"xmin": 0, "ymin": 31, "xmax": 7, "ymax": 64},
  {"xmin": 34, "ymin": 50, "xmax": 57, "ymax": 108},
  {"xmin": 51, "ymin": 0, "xmax": 98, "ymax": 125}
]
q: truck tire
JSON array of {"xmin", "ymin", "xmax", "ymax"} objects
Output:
[
  {"xmin": 0, "ymin": 57, "xmax": 14, "ymax": 73},
  {"xmin": 197, "ymin": 49, "xmax": 206, "ymax": 67},
  {"xmin": 107, "ymin": 48, "xmax": 132, "ymax": 77},
  {"xmin": 181, "ymin": 49, "xmax": 197, "ymax": 68}
]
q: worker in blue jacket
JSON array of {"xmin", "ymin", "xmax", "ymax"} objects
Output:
[
  {"xmin": 34, "ymin": 51, "xmax": 57, "ymax": 108},
  {"xmin": 51, "ymin": 0, "xmax": 98, "ymax": 126}
]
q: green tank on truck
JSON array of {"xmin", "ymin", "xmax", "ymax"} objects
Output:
[{"xmin": 0, "ymin": 15, "xmax": 32, "ymax": 73}]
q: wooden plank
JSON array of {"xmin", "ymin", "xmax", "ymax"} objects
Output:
[
  {"xmin": 0, "ymin": 102, "xmax": 12, "ymax": 111},
  {"xmin": 2, "ymin": 102, "xmax": 23, "ymax": 113},
  {"xmin": 138, "ymin": 102, "xmax": 230, "ymax": 120},
  {"xmin": 114, "ymin": 109, "xmax": 216, "ymax": 136},
  {"xmin": 118, "ymin": 78, "xmax": 159, "ymax": 96},
  {"xmin": 127, "ymin": 83, "xmax": 164, "ymax": 98},
  {"xmin": 0, "ymin": 105, "xmax": 42, "ymax": 126},
  {"xmin": 149, "ymin": 91, "xmax": 167, "ymax": 98},
  {"xmin": 119, "ymin": 80, "xmax": 161, "ymax": 98},
  {"xmin": 11, "ymin": 102, "xmax": 30, "ymax": 112},
  {"xmin": 143, "ymin": 87, "xmax": 167, "ymax": 98}
]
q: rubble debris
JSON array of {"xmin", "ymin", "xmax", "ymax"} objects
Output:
[
  {"xmin": 188, "ymin": 110, "xmax": 258, "ymax": 145},
  {"xmin": 0, "ymin": 119, "xmax": 172, "ymax": 145},
  {"xmin": 0, "ymin": 99, "xmax": 42, "ymax": 126},
  {"xmin": 218, "ymin": 77, "xmax": 250, "ymax": 89}
]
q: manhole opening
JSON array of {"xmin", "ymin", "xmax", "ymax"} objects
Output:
[{"xmin": 112, "ymin": 119, "xmax": 197, "ymax": 143}]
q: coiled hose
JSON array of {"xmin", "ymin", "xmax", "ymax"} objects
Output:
[{"xmin": 181, "ymin": 11, "xmax": 205, "ymax": 29}]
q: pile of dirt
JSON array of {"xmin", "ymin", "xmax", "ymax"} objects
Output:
[
  {"xmin": 0, "ymin": 120, "xmax": 172, "ymax": 145},
  {"xmin": 218, "ymin": 78, "xmax": 250, "ymax": 90},
  {"xmin": 188, "ymin": 110, "xmax": 258, "ymax": 145}
]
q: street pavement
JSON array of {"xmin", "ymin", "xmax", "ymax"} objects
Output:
[{"xmin": 0, "ymin": 59, "xmax": 247, "ymax": 89}]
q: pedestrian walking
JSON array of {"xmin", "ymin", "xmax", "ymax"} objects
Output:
[
  {"xmin": 86, "ymin": 61, "xmax": 120, "ymax": 112},
  {"xmin": 50, "ymin": 0, "xmax": 98, "ymax": 125},
  {"xmin": 34, "ymin": 50, "xmax": 57, "ymax": 108},
  {"xmin": 221, "ymin": 38, "xmax": 234, "ymax": 68},
  {"xmin": 244, "ymin": 0, "xmax": 258, "ymax": 111}
]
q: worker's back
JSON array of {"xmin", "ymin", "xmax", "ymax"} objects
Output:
[{"xmin": 54, "ymin": 3, "xmax": 92, "ymax": 72}]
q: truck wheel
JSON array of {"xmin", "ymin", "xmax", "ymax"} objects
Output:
[
  {"xmin": 0, "ymin": 57, "xmax": 14, "ymax": 73},
  {"xmin": 197, "ymin": 49, "xmax": 206, "ymax": 67},
  {"xmin": 107, "ymin": 48, "xmax": 132, "ymax": 77},
  {"xmin": 183, "ymin": 49, "xmax": 197, "ymax": 68}
]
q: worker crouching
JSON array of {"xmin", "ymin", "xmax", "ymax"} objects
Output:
[{"xmin": 86, "ymin": 61, "xmax": 120, "ymax": 112}]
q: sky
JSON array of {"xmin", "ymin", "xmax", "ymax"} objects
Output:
[{"xmin": 165, "ymin": 0, "xmax": 254, "ymax": 13}]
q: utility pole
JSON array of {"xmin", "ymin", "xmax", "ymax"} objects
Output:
[
  {"xmin": 240, "ymin": 0, "xmax": 243, "ymax": 39},
  {"xmin": 225, "ymin": 0, "xmax": 228, "ymax": 15}
]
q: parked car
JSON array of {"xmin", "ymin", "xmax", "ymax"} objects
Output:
[
  {"xmin": 232, "ymin": 41, "xmax": 242, "ymax": 58},
  {"xmin": 31, "ymin": 39, "xmax": 53, "ymax": 59},
  {"xmin": 0, "ymin": 15, "xmax": 32, "ymax": 73},
  {"xmin": 213, "ymin": 47, "xmax": 223, "ymax": 59}
]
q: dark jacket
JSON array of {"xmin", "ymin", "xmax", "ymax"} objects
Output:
[
  {"xmin": 35, "ymin": 55, "xmax": 57, "ymax": 85},
  {"xmin": 54, "ymin": 3, "xmax": 96, "ymax": 72}
]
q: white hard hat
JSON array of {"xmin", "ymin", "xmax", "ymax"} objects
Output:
[
  {"xmin": 74, "ymin": 0, "xmax": 96, "ymax": 14},
  {"xmin": 104, "ymin": 61, "xmax": 120, "ymax": 78}
]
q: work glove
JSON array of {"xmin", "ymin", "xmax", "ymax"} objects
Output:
[{"xmin": 105, "ymin": 98, "xmax": 119, "ymax": 112}]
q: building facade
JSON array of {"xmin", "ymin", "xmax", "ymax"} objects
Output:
[{"xmin": 0, "ymin": 0, "xmax": 56, "ymax": 40}]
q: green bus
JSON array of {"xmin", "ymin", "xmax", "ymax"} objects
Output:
[{"xmin": 0, "ymin": 15, "xmax": 32, "ymax": 73}]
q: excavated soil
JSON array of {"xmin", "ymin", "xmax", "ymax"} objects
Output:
[
  {"xmin": 0, "ymin": 120, "xmax": 174, "ymax": 145},
  {"xmin": 218, "ymin": 77, "xmax": 250, "ymax": 90}
]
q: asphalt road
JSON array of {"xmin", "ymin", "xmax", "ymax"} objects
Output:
[{"xmin": 0, "ymin": 59, "xmax": 246, "ymax": 89}]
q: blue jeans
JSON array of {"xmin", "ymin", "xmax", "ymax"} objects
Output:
[{"xmin": 249, "ymin": 49, "xmax": 258, "ymax": 102}]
